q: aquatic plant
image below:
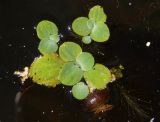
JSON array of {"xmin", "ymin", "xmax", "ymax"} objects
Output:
[
  {"xmin": 14, "ymin": 5, "xmax": 156, "ymax": 120},
  {"xmin": 16, "ymin": 5, "xmax": 114, "ymax": 100},
  {"xmin": 29, "ymin": 54, "xmax": 63, "ymax": 87},
  {"xmin": 72, "ymin": 82, "xmax": 89, "ymax": 100},
  {"xmin": 72, "ymin": 5, "xmax": 110, "ymax": 44},
  {"xmin": 36, "ymin": 20, "xmax": 60, "ymax": 54}
]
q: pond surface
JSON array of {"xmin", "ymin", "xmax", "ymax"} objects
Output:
[{"xmin": 0, "ymin": 0, "xmax": 160, "ymax": 122}]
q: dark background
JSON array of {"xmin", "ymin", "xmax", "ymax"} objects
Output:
[{"xmin": 0, "ymin": 0, "xmax": 160, "ymax": 122}]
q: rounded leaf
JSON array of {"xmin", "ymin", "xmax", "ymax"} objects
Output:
[
  {"xmin": 72, "ymin": 17, "xmax": 91, "ymax": 36},
  {"xmin": 82, "ymin": 36, "xmax": 92, "ymax": 44},
  {"xmin": 72, "ymin": 82, "xmax": 89, "ymax": 100},
  {"xmin": 91, "ymin": 22, "xmax": 110, "ymax": 42},
  {"xmin": 89, "ymin": 5, "xmax": 107, "ymax": 23},
  {"xmin": 29, "ymin": 54, "xmax": 64, "ymax": 87},
  {"xmin": 76, "ymin": 52, "xmax": 94, "ymax": 71},
  {"xmin": 58, "ymin": 62, "xmax": 83, "ymax": 86},
  {"xmin": 36, "ymin": 20, "xmax": 58, "ymax": 40},
  {"xmin": 59, "ymin": 42, "xmax": 82, "ymax": 61},
  {"xmin": 87, "ymin": 19, "xmax": 95, "ymax": 30},
  {"xmin": 49, "ymin": 34, "xmax": 60, "ymax": 43},
  {"xmin": 38, "ymin": 39, "xmax": 58, "ymax": 55},
  {"xmin": 84, "ymin": 64, "xmax": 112, "ymax": 90}
]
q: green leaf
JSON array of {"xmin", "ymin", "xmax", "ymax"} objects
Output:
[
  {"xmin": 82, "ymin": 36, "xmax": 92, "ymax": 44},
  {"xmin": 58, "ymin": 62, "xmax": 83, "ymax": 86},
  {"xmin": 59, "ymin": 42, "xmax": 82, "ymax": 62},
  {"xmin": 90, "ymin": 22, "xmax": 110, "ymax": 42},
  {"xmin": 89, "ymin": 5, "xmax": 107, "ymax": 23},
  {"xmin": 38, "ymin": 39, "xmax": 58, "ymax": 55},
  {"xmin": 76, "ymin": 52, "xmax": 94, "ymax": 71},
  {"xmin": 72, "ymin": 17, "xmax": 91, "ymax": 36},
  {"xmin": 29, "ymin": 54, "xmax": 64, "ymax": 87},
  {"xmin": 84, "ymin": 64, "xmax": 112, "ymax": 90},
  {"xmin": 36, "ymin": 20, "xmax": 58, "ymax": 40},
  {"xmin": 87, "ymin": 19, "xmax": 95, "ymax": 30},
  {"xmin": 49, "ymin": 34, "xmax": 60, "ymax": 43},
  {"xmin": 72, "ymin": 82, "xmax": 89, "ymax": 100}
]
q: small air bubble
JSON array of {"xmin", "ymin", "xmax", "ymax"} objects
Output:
[
  {"xmin": 33, "ymin": 26, "xmax": 36, "ymax": 30},
  {"xmin": 42, "ymin": 111, "xmax": 45, "ymax": 115},
  {"xmin": 129, "ymin": 27, "xmax": 132, "ymax": 31},
  {"xmin": 67, "ymin": 26, "xmax": 71, "ymax": 31},
  {"xmin": 59, "ymin": 33, "xmax": 64, "ymax": 38},
  {"xmin": 146, "ymin": 42, "xmax": 151, "ymax": 47},
  {"xmin": 22, "ymin": 27, "xmax": 25, "ymax": 30},
  {"xmin": 128, "ymin": 2, "xmax": 132, "ymax": 6},
  {"xmin": 98, "ymin": 51, "xmax": 104, "ymax": 56},
  {"xmin": 51, "ymin": 110, "xmax": 54, "ymax": 113}
]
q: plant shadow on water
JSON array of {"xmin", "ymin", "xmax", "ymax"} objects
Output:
[{"xmin": 0, "ymin": 0, "xmax": 160, "ymax": 122}]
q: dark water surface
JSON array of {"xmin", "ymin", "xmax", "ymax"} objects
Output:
[{"xmin": 0, "ymin": 0, "xmax": 160, "ymax": 122}]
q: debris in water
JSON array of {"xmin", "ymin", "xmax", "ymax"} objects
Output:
[{"xmin": 14, "ymin": 67, "xmax": 29, "ymax": 84}]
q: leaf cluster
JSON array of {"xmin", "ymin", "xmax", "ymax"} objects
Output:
[
  {"xmin": 37, "ymin": 20, "xmax": 60, "ymax": 54},
  {"xmin": 29, "ymin": 5, "xmax": 113, "ymax": 100},
  {"xmin": 72, "ymin": 5, "xmax": 110, "ymax": 44}
]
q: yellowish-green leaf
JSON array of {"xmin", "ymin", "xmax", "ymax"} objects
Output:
[
  {"xmin": 29, "ymin": 54, "xmax": 64, "ymax": 87},
  {"xmin": 89, "ymin": 5, "xmax": 107, "ymax": 23},
  {"xmin": 36, "ymin": 20, "xmax": 58, "ymax": 40},
  {"xmin": 76, "ymin": 52, "xmax": 94, "ymax": 71},
  {"xmin": 87, "ymin": 19, "xmax": 95, "ymax": 30},
  {"xmin": 72, "ymin": 82, "xmax": 89, "ymax": 100},
  {"xmin": 82, "ymin": 36, "xmax": 92, "ymax": 44},
  {"xmin": 90, "ymin": 22, "xmax": 110, "ymax": 42},
  {"xmin": 72, "ymin": 17, "xmax": 91, "ymax": 36},
  {"xmin": 49, "ymin": 34, "xmax": 60, "ymax": 42},
  {"xmin": 58, "ymin": 62, "xmax": 83, "ymax": 86},
  {"xmin": 84, "ymin": 64, "xmax": 112, "ymax": 90},
  {"xmin": 59, "ymin": 42, "xmax": 82, "ymax": 62},
  {"xmin": 38, "ymin": 39, "xmax": 58, "ymax": 55}
]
